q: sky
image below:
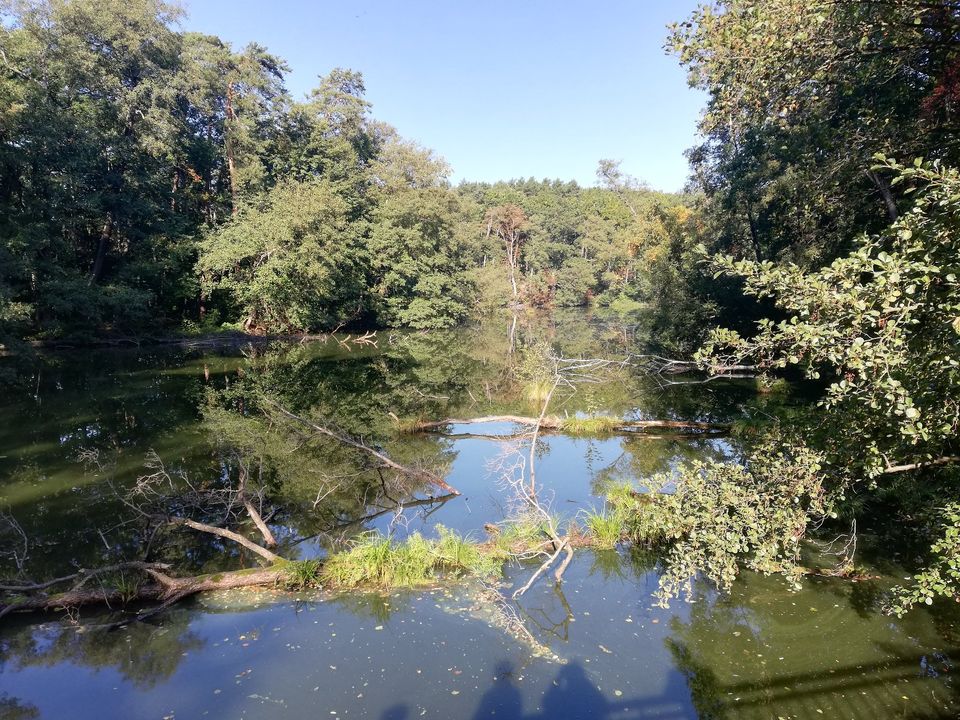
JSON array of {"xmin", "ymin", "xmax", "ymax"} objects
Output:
[{"xmin": 182, "ymin": 1, "xmax": 706, "ymax": 191}]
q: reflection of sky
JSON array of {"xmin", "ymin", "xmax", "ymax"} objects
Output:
[{"xmin": 366, "ymin": 430, "xmax": 740, "ymax": 540}]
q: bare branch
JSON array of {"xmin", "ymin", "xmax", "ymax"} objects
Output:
[
  {"xmin": 883, "ymin": 456, "xmax": 960, "ymax": 474},
  {"xmin": 266, "ymin": 401, "xmax": 460, "ymax": 495},
  {"xmin": 236, "ymin": 462, "xmax": 277, "ymax": 547},
  {"xmin": 170, "ymin": 518, "xmax": 282, "ymax": 563},
  {"xmin": 0, "ymin": 562, "xmax": 172, "ymax": 593},
  {"xmin": 513, "ymin": 540, "xmax": 569, "ymax": 598}
]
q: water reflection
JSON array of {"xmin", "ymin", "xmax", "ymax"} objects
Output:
[
  {"xmin": 662, "ymin": 573, "xmax": 960, "ymax": 719},
  {"xmin": 0, "ymin": 610, "xmax": 204, "ymax": 689},
  {"xmin": 0, "ymin": 312, "xmax": 761, "ymax": 583},
  {"xmin": 5, "ymin": 312, "xmax": 955, "ymax": 718}
]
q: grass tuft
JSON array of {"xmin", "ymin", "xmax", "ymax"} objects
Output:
[
  {"xmin": 321, "ymin": 526, "xmax": 505, "ymax": 590},
  {"xmin": 583, "ymin": 507, "xmax": 624, "ymax": 549},
  {"xmin": 283, "ymin": 559, "xmax": 323, "ymax": 590},
  {"xmin": 560, "ymin": 415, "xmax": 621, "ymax": 435}
]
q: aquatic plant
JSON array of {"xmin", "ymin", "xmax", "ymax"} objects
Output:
[{"xmin": 111, "ymin": 572, "xmax": 143, "ymax": 605}]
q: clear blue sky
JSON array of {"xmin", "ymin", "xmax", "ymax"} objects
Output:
[{"xmin": 181, "ymin": 1, "xmax": 705, "ymax": 191}]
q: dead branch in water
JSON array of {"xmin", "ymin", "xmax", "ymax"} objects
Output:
[
  {"xmin": 169, "ymin": 517, "xmax": 282, "ymax": 563},
  {"xmin": 512, "ymin": 539, "xmax": 569, "ymax": 598},
  {"xmin": 266, "ymin": 401, "xmax": 460, "ymax": 495},
  {"xmin": 498, "ymin": 352, "xmax": 624, "ymax": 599},
  {"xmin": 294, "ymin": 492, "xmax": 460, "ymax": 545},
  {"xmin": 236, "ymin": 461, "xmax": 277, "ymax": 547},
  {"xmin": 632, "ymin": 353, "xmax": 757, "ymax": 377}
]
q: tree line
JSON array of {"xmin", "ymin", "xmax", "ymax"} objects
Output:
[{"xmin": 0, "ymin": 0, "xmax": 703, "ymax": 344}]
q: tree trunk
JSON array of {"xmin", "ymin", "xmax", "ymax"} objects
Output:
[
  {"xmin": 89, "ymin": 216, "xmax": 113, "ymax": 283},
  {"xmin": 225, "ymin": 82, "xmax": 238, "ymax": 216},
  {"xmin": 865, "ymin": 169, "xmax": 898, "ymax": 222},
  {"xmin": 506, "ymin": 237, "xmax": 519, "ymax": 301},
  {"xmin": 1, "ymin": 566, "xmax": 285, "ymax": 618},
  {"xmin": 744, "ymin": 204, "xmax": 763, "ymax": 262},
  {"xmin": 205, "ymin": 121, "xmax": 215, "ymax": 224}
]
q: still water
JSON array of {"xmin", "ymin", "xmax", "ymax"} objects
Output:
[{"xmin": 1, "ymin": 313, "xmax": 957, "ymax": 719}]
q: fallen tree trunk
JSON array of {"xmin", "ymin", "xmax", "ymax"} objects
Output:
[
  {"xmin": 411, "ymin": 415, "xmax": 729, "ymax": 434},
  {"xmin": 1, "ymin": 565, "xmax": 286, "ymax": 618}
]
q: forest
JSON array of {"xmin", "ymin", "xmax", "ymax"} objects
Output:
[
  {"xmin": 0, "ymin": 0, "xmax": 701, "ymax": 345},
  {"xmin": 2, "ymin": 1, "xmax": 960, "ymax": 718}
]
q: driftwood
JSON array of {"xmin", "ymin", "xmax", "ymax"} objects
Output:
[{"xmin": 1, "ymin": 516, "xmax": 287, "ymax": 621}]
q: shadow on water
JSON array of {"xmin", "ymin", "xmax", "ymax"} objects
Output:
[{"xmin": 379, "ymin": 660, "xmax": 692, "ymax": 720}]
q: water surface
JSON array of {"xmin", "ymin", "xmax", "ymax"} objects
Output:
[{"xmin": 1, "ymin": 313, "xmax": 957, "ymax": 719}]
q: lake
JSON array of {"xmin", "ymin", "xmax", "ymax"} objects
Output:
[{"xmin": 1, "ymin": 311, "xmax": 957, "ymax": 719}]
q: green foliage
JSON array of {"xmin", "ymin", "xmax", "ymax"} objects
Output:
[
  {"xmin": 198, "ymin": 180, "xmax": 367, "ymax": 333},
  {"xmin": 686, "ymin": 160, "xmax": 960, "ymax": 610},
  {"xmin": 0, "ymin": 4, "xmax": 484, "ymax": 340},
  {"xmin": 367, "ymin": 136, "xmax": 475, "ymax": 329},
  {"xmin": 670, "ymin": 0, "xmax": 960, "ymax": 267},
  {"xmin": 889, "ymin": 504, "xmax": 960, "ymax": 615},
  {"xmin": 553, "ymin": 258, "xmax": 596, "ymax": 307},
  {"xmin": 608, "ymin": 438, "xmax": 829, "ymax": 606},
  {"xmin": 699, "ymin": 160, "xmax": 960, "ymax": 482},
  {"xmin": 457, "ymin": 175, "xmax": 696, "ymax": 314}
]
